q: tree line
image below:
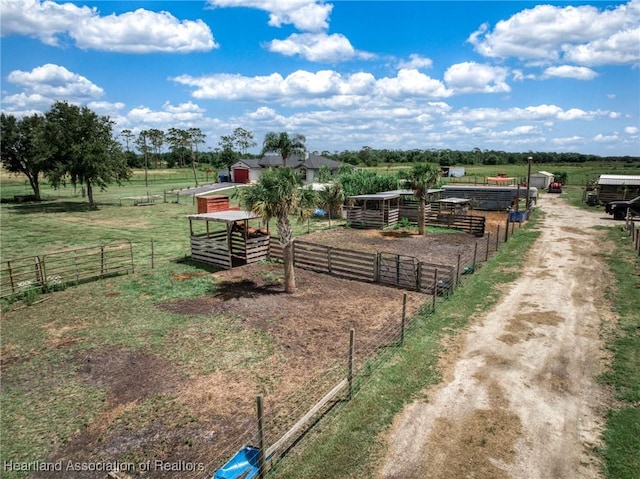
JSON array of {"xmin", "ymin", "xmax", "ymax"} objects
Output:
[
  {"xmin": 2, "ymin": 101, "xmax": 637, "ymax": 207},
  {"xmin": 322, "ymin": 147, "xmax": 638, "ymax": 167}
]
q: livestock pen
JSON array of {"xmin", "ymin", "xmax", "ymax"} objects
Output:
[{"xmin": 188, "ymin": 210, "xmax": 270, "ymax": 269}]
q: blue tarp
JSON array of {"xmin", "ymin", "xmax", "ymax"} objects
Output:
[{"xmin": 213, "ymin": 446, "xmax": 261, "ymax": 479}]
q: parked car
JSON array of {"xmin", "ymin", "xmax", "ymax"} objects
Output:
[{"xmin": 605, "ymin": 195, "xmax": 640, "ymax": 220}]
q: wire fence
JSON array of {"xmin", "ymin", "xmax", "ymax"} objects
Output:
[
  {"xmin": 623, "ymin": 218, "xmax": 640, "ymax": 255},
  {"xmin": 188, "ymin": 212, "xmax": 527, "ymax": 479},
  {"xmin": 1, "ymin": 209, "xmax": 528, "ymax": 479}
]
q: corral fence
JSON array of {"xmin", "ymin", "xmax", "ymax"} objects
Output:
[
  {"xmin": 624, "ymin": 218, "xmax": 640, "ymax": 255},
  {"xmin": 270, "ymin": 233, "xmax": 493, "ymax": 297},
  {"xmin": 0, "ymin": 242, "xmax": 134, "ymax": 300},
  {"xmin": 425, "ymin": 213, "xmax": 486, "ymax": 237},
  {"xmin": 207, "ymin": 222, "xmax": 526, "ymax": 479}
]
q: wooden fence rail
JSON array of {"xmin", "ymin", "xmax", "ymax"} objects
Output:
[
  {"xmin": 269, "ymin": 240, "xmax": 459, "ymax": 295},
  {"xmin": 425, "ymin": 213, "xmax": 486, "ymax": 237},
  {"xmin": 1, "ymin": 242, "xmax": 134, "ymax": 300}
]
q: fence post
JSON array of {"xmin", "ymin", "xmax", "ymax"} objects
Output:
[
  {"xmin": 7, "ymin": 260, "xmax": 15, "ymax": 294},
  {"xmin": 486, "ymin": 232, "xmax": 491, "ymax": 261},
  {"xmin": 348, "ymin": 329, "xmax": 355, "ymax": 400},
  {"xmin": 100, "ymin": 245, "xmax": 106, "ymax": 275},
  {"xmin": 456, "ymin": 254, "xmax": 461, "ymax": 286},
  {"xmin": 496, "ymin": 225, "xmax": 501, "ymax": 251},
  {"xmin": 34, "ymin": 256, "xmax": 45, "ymax": 291},
  {"xmin": 257, "ymin": 395, "xmax": 267, "ymax": 479},
  {"xmin": 432, "ymin": 268, "xmax": 438, "ymax": 312},
  {"xmin": 504, "ymin": 216, "xmax": 509, "ymax": 242},
  {"xmin": 416, "ymin": 262, "xmax": 422, "ymax": 292},
  {"xmin": 511, "ymin": 220, "xmax": 515, "ymax": 236},
  {"xmin": 473, "ymin": 241, "xmax": 478, "ymax": 271},
  {"xmin": 327, "ymin": 247, "xmax": 332, "ymax": 274},
  {"xmin": 401, "ymin": 293, "xmax": 407, "ymax": 346}
]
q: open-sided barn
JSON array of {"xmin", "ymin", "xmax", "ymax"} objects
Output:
[
  {"xmin": 441, "ymin": 185, "xmax": 537, "ymax": 211},
  {"xmin": 597, "ymin": 175, "xmax": 640, "ymax": 203}
]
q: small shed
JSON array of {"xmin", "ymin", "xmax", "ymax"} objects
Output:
[
  {"xmin": 188, "ymin": 211, "xmax": 270, "ymax": 269},
  {"xmin": 345, "ymin": 192, "xmax": 400, "ymax": 229},
  {"xmin": 196, "ymin": 195, "xmax": 230, "ymax": 214},
  {"xmin": 529, "ymin": 171, "xmax": 555, "ymax": 189},
  {"xmin": 597, "ymin": 175, "xmax": 640, "ymax": 203},
  {"xmin": 231, "ymin": 159, "xmax": 261, "ymax": 184},
  {"xmin": 441, "ymin": 166, "xmax": 466, "ymax": 178},
  {"xmin": 432, "ymin": 198, "xmax": 472, "ymax": 215}
]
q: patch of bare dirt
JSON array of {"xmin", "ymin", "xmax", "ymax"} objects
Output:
[
  {"xmin": 302, "ymin": 223, "xmax": 493, "ymax": 266},
  {"xmin": 377, "ymin": 194, "xmax": 616, "ymax": 479}
]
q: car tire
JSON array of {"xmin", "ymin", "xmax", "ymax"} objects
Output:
[{"xmin": 613, "ymin": 209, "xmax": 626, "ymax": 220}]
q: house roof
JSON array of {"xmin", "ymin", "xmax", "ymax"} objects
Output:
[
  {"xmin": 233, "ymin": 154, "xmax": 344, "ymax": 170},
  {"xmin": 531, "ymin": 171, "xmax": 555, "ymax": 177},
  {"xmin": 597, "ymin": 174, "xmax": 640, "ymax": 186},
  {"xmin": 231, "ymin": 159, "xmax": 261, "ymax": 169}
]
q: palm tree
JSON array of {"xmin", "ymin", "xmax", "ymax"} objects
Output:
[
  {"xmin": 240, "ymin": 167, "xmax": 317, "ymax": 293},
  {"xmin": 318, "ymin": 182, "xmax": 345, "ymax": 227},
  {"xmin": 402, "ymin": 163, "xmax": 440, "ymax": 235},
  {"xmin": 262, "ymin": 131, "xmax": 306, "ymax": 167}
]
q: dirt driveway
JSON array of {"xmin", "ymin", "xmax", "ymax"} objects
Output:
[{"xmin": 378, "ymin": 194, "xmax": 615, "ymax": 479}]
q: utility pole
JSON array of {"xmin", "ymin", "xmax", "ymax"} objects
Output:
[{"xmin": 525, "ymin": 156, "xmax": 533, "ymax": 211}]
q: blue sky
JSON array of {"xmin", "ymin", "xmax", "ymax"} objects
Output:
[{"xmin": 1, "ymin": 0, "xmax": 639, "ymax": 157}]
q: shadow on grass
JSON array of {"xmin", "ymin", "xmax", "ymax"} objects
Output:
[
  {"xmin": 6, "ymin": 200, "xmax": 121, "ymax": 214},
  {"xmin": 215, "ymin": 279, "xmax": 284, "ymax": 301}
]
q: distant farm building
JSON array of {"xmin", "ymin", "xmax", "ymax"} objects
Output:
[
  {"xmin": 529, "ymin": 171, "xmax": 555, "ymax": 190},
  {"xmin": 441, "ymin": 185, "xmax": 537, "ymax": 211},
  {"xmin": 441, "ymin": 166, "xmax": 466, "ymax": 178},
  {"xmin": 597, "ymin": 175, "xmax": 640, "ymax": 203}
]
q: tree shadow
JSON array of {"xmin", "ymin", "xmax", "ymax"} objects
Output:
[
  {"xmin": 214, "ymin": 279, "xmax": 284, "ymax": 301},
  {"xmin": 6, "ymin": 200, "xmax": 120, "ymax": 214}
]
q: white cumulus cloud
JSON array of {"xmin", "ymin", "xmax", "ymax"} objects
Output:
[
  {"xmin": 444, "ymin": 62, "xmax": 511, "ymax": 94},
  {"xmin": 268, "ymin": 32, "xmax": 369, "ymax": 62},
  {"xmin": 468, "ymin": 0, "xmax": 640, "ymax": 66},
  {"xmin": 0, "ymin": 0, "xmax": 217, "ymax": 53},
  {"xmin": 542, "ymin": 65, "xmax": 598, "ymax": 80},
  {"xmin": 208, "ymin": 0, "xmax": 332, "ymax": 32},
  {"xmin": 6, "ymin": 63, "xmax": 104, "ymax": 100}
]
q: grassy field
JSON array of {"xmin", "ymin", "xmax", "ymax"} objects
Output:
[
  {"xmin": 0, "ymin": 169, "xmax": 339, "ymax": 267},
  {"xmin": 1, "ymin": 166, "xmax": 638, "ymax": 478},
  {"xmin": 599, "ymin": 227, "xmax": 640, "ymax": 479},
  {"xmin": 370, "ymin": 161, "xmax": 640, "ymax": 186}
]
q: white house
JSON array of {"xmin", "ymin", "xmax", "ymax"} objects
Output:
[{"xmin": 230, "ymin": 154, "xmax": 347, "ymax": 184}]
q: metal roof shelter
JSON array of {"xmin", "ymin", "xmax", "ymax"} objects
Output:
[
  {"xmin": 441, "ymin": 185, "xmax": 537, "ymax": 211},
  {"xmin": 376, "ymin": 189, "xmax": 443, "ymax": 226},
  {"xmin": 345, "ymin": 192, "xmax": 401, "ymax": 229},
  {"xmin": 597, "ymin": 175, "xmax": 640, "ymax": 203},
  {"xmin": 597, "ymin": 175, "xmax": 640, "ymax": 186},
  {"xmin": 187, "ymin": 210, "xmax": 269, "ymax": 269}
]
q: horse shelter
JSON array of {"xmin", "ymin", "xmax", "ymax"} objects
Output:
[
  {"xmin": 188, "ymin": 211, "xmax": 270, "ymax": 269},
  {"xmin": 344, "ymin": 192, "xmax": 401, "ymax": 229}
]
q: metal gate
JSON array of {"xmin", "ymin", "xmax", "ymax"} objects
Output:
[{"xmin": 377, "ymin": 253, "xmax": 419, "ymax": 290}]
